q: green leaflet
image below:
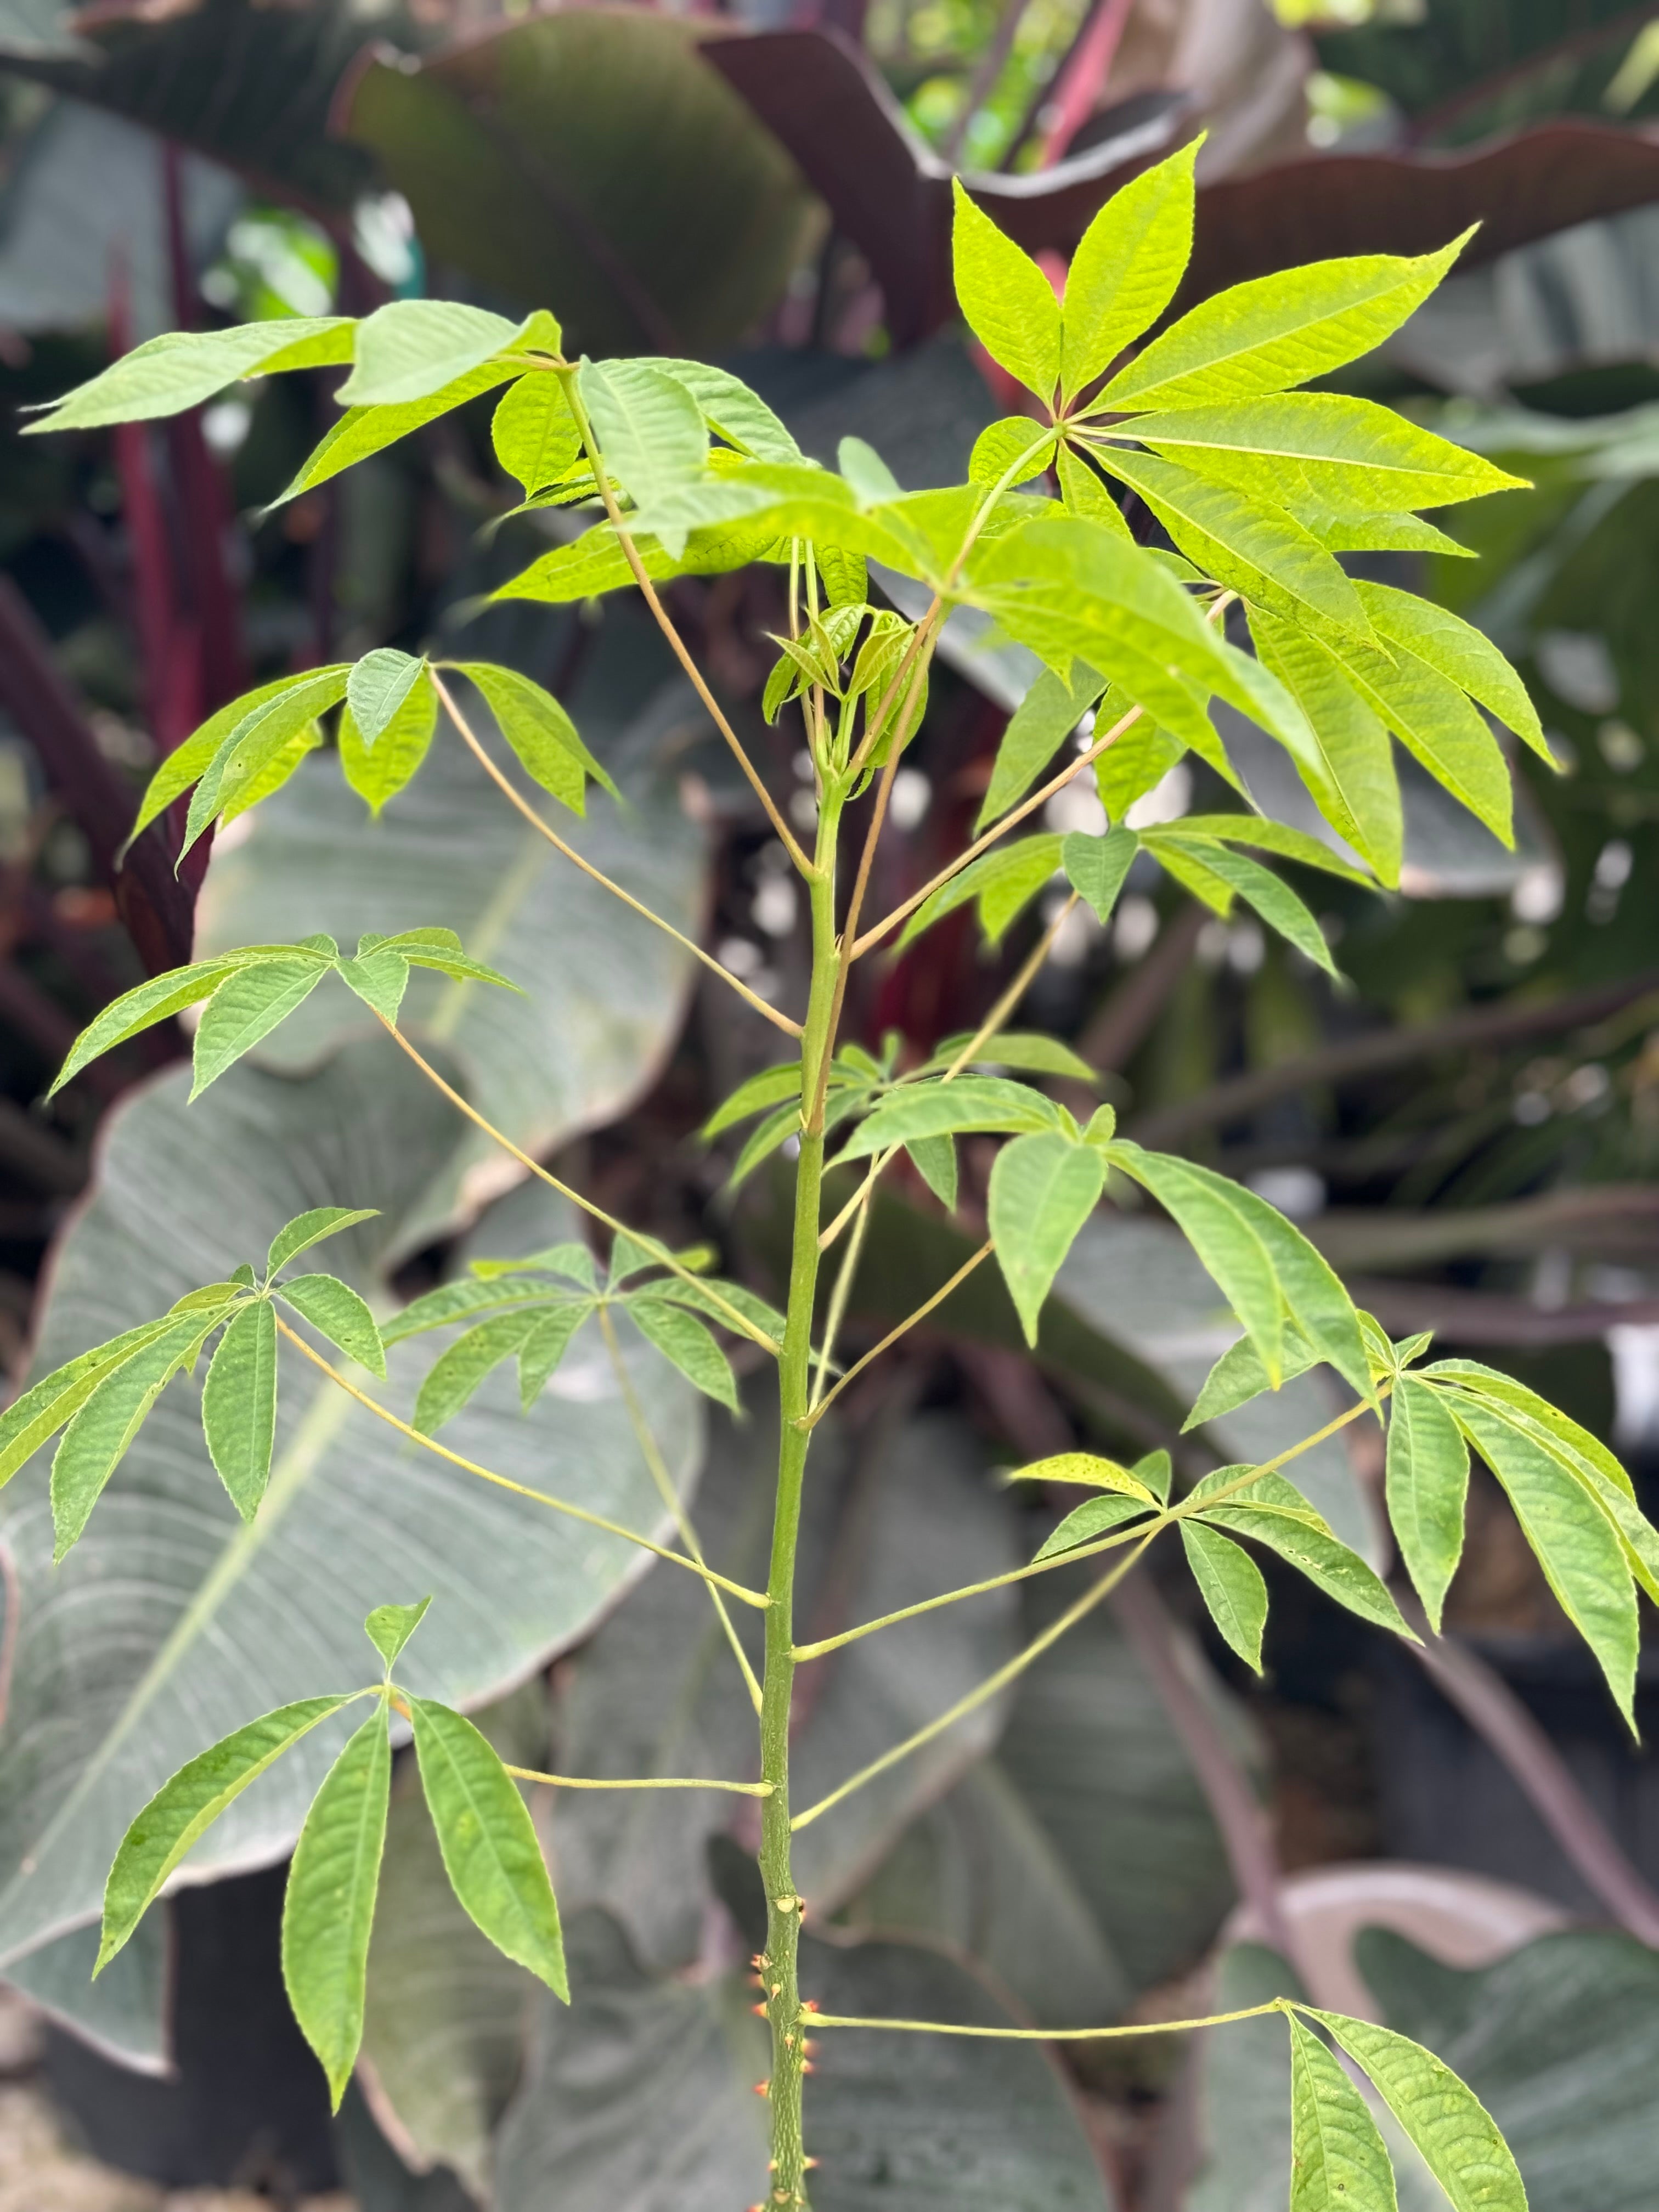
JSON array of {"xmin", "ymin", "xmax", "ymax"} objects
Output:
[
  {"xmin": 969, "ymin": 419, "xmax": 1057, "ymax": 492},
  {"xmin": 24, "ymin": 315, "xmax": 356, "ymax": 432},
  {"xmin": 268, "ymin": 1207, "xmax": 381, "ymax": 1277},
  {"xmin": 1098, "ymin": 234, "xmax": 1469, "ymax": 410},
  {"xmin": 579, "ymin": 356, "xmax": 707, "ymax": 510},
  {"xmin": 637, "ymin": 360, "xmax": 802, "ymax": 464},
  {"xmin": 624, "ymin": 1297, "xmax": 738, "ymax": 1411},
  {"xmin": 517, "ymin": 1303, "xmax": 595, "ymax": 1408},
  {"xmin": 1449, "ymin": 1397, "xmax": 1639, "ymax": 1724},
  {"xmin": 49, "ymin": 962, "xmax": 236, "ymax": 1096},
  {"xmin": 470, "ymin": 1239, "xmax": 600, "ymax": 1290},
  {"xmin": 364, "ymin": 1596, "xmax": 432, "ymax": 1669},
  {"xmin": 52, "ymin": 1312, "xmax": 222, "ymax": 1558},
  {"xmin": 1035, "ymin": 1491, "xmax": 1152, "ymax": 1561},
  {"xmin": 647, "ymin": 1276, "xmax": 787, "ymax": 1346},
  {"xmin": 278, "ymin": 1275, "xmax": 387, "ymax": 1380},
  {"xmin": 1310, "ymin": 2011, "xmax": 1526, "ymax": 2212},
  {"xmin": 337, "ymin": 675, "xmax": 439, "ymax": 816},
  {"xmin": 274, "ymin": 363, "xmax": 521, "ymax": 507},
  {"xmin": 414, "ymin": 1311, "xmax": 552, "ymax": 1435},
  {"xmin": 409, "ymin": 1698, "xmax": 567, "ymax": 1997},
  {"xmin": 1184, "ymin": 1328, "xmax": 1318, "ymax": 1431},
  {"xmin": 282, "ymin": 1705, "xmax": 392, "ymax": 2109},
  {"xmin": 1180, "ymin": 1521, "xmax": 1268, "ymax": 1673},
  {"xmin": 201, "ymin": 1299, "xmax": 279, "ymax": 1521},
  {"xmin": 492, "ymin": 525, "xmax": 655, "ymax": 605},
  {"xmin": 348, "ymin": 650, "xmax": 429, "ymax": 751},
  {"xmin": 492, "ymin": 374, "xmax": 585, "ymax": 497},
  {"xmin": 950, "ymin": 178, "xmax": 1062, "ymax": 404},
  {"xmin": 0, "ymin": 1318, "xmax": 182, "ymax": 1486},
  {"xmin": 906, "ymin": 1134, "xmax": 958, "ymax": 1211},
  {"xmin": 381, "ymin": 1276, "xmax": 557, "ymax": 1346},
  {"xmin": 1424, "ymin": 1359, "xmax": 1636, "ymax": 1502},
  {"xmin": 1142, "ymin": 832, "xmax": 1338, "ymax": 974},
  {"xmin": 1061, "ymin": 140, "xmax": 1198, "ymax": 399},
  {"xmin": 1308, "ymin": 510, "xmax": 1473, "ymax": 558},
  {"xmin": 924, "ymin": 1031, "xmax": 1099, "ymax": 1083},
  {"xmin": 1007, "ymin": 1450, "xmax": 1158, "ymax": 1497},
  {"xmin": 978, "ymin": 665, "xmax": 1105, "ymax": 831},
  {"xmin": 1249, "ymin": 610, "xmax": 1403, "ymax": 887},
  {"xmin": 1126, "ymin": 394, "xmax": 1525, "ymax": 515},
  {"xmin": 896, "ymin": 834, "xmax": 1063, "ymax": 950},
  {"xmin": 184, "ymin": 668, "xmax": 353, "ymax": 853},
  {"xmin": 988, "ymin": 1131, "xmax": 1106, "ymax": 1346},
  {"xmin": 1287, "ymin": 2012, "xmax": 1397, "ymax": 2212},
  {"xmin": 337, "ymin": 301, "xmax": 527, "ymax": 409},
  {"xmin": 1062, "ymin": 826, "xmax": 1137, "ymax": 924},
  {"xmin": 1329, "ymin": 635, "xmax": 1514, "ymax": 848},
  {"xmin": 703, "ymin": 1061, "xmax": 803, "ymax": 1139},
  {"xmin": 1189, "ymin": 1467, "xmax": 1409, "ymax": 1637},
  {"xmin": 1385, "ymin": 1375, "xmax": 1469, "ymax": 1632},
  {"xmin": 1056, "ymin": 441, "xmax": 1137, "ymax": 539},
  {"xmin": 99, "ymin": 1694, "xmax": 359, "ymax": 1970},
  {"xmin": 1096, "ymin": 713, "xmax": 1185, "ymax": 822},
  {"xmin": 836, "ymin": 1076, "xmax": 1065, "ymax": 1161},
  {"xmin": 1172, "ymin": 815, "xmax": 1374, "ymax": 889},
  {"xmin": 122, "ymin": 675, "xmax": 318, "ymax": 855},
  {"xmin": 189, "ymin": 961, "xmax": 330, "ymax": 1098},
  {"xmin": 1090, "ymin": 442, "xmax": 1371, "ymax": 641},
  {"xmin": 445, "ymin": 662, "xmax": 618, "ymax": 809},
  {"xmin": 1353, "ymin": 582, "xmax": 1551, "ymax": 764}
]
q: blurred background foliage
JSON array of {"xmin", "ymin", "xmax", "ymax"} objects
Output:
[{"xmin": 1, "ymin": 0, "xmax": 1658, "ymax": 2208}]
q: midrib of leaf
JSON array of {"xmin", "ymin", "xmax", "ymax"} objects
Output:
[
  {"xmin": 426, "ymin": 832, "xmax": 545, "ymax": 1046},
  {"xmin": 0, "ymin": 1376, "xmax": 357, "ymax": 1965}
]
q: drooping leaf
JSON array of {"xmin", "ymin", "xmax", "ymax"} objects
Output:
[
  {"xmin": 1062, "ymin": 140, "xmax": 1198, "ymax": 399},
  {"xmin": 1328, "ymin": 635, "xmax": 1514, "ymax": 848},
  {"xmin": 364, "ymin": 1597, "xmax": 433, "ymax": 1671},
  {"xmin": 977, "ymin": 663, "xmax": 1104, "ymax": 831},
  {"xmin": 1249, "ymin": 609, "xmax": 1402, "ymax": 886},
  {"xmin": 1098, "ymin": 236, "xmax": 1469, "ymax": 411},
  {"xmin": 906, "ymin": 1132, "xmax": 958, "ymax": 1211},
  {"xmin": 1353, "ymin": 581, "xmax": 1550, "ymax": 763},
  {"xmin": 492, "ymin": 374, "xmax": 585, "ymax": 498},
  {"xmin": 52, "ymin": 1312, "xmax": 219, "ymax": 1559},
  {"xmin": 99, "ymin": 1695, "xmax": 358, "ymax": 1971},
  {"xmin": 122, "ymin": 676, "xmax": 321, "ymax": 856},
  {"xmin": 189, "ymin": 961, "xmax": 330, "ymax": 1099},
  {"xmin": 518, "ymin": 1303, "xmax": 596, "ymax": 1409},
  {"xmin": 896, "ymin": 833, "xmax": 1064, "ymax": 950},
  {"xmin": 25, "ymin": 317, "xmax": 355, "ymax": 433},
  {"xmin": 274, "ymin": 364, "xmax": 522, "ymax": 508},
  {"xmin": 414, "ymin": 1311, "xmax": 551, "ymax": 1436},
  {"xmin": 989, "ymin": 1132, "xmax": 1106, "ymax": 1346},
  {"xmin": 837, "ymin": 1076, "xmax": 1065, "ymax": 1163},
  {"xmin": 336, "ymin": 300, "xmax": 526, "ymax": 409},
  {"xmin": 183, "ymin": 668, "xmax": 353, "ymax": 854},
  {"xmin": 278, "ymin": 1274, "xmax": 387, "ymax": 1381},
  {"xmin": 1384, "ymin": 1374, "xmax": 1469, "ymax": 1633},
  {"xmin": 444, "ymin": 661, "xmax": 617, "ymax": 811},
  {"xmin": 623, "ymin": 1298, "xmax": 738, "ymax": 1412},
  {"xmin": 1143, "ymin": 831, "xmax": 1338, "ymax": 973},
  {"xmin": 338, "ymin": 681, "xmax": 440, "ymax": 818},
  {"xmin": 1312, "ymin": 2009, "xmax": 1526, "ymax": 2212},
  {"xmin": 1287, "ymin": 2011, "xmax": 1398, "ymax": 2212},
  {"xmin": 282, "ymin": 1703, "xmax": 392, "ymax": 2108},
  {"xmin": 0, "ymin": 1319, "xmax": 180, "ymax": 1488},
  {"xmin": 1062, "ymin": 824, "xmax": 1138, "ymax": 924},
  {"xmin": 950, "ymin": 178, "xmax": 1062, "ymax": 404},
  {"xmin": 1182, "ymin": 1521, "xmax": 1269, "ymax": 1673},
  {"xmin": 1189, "ymin": 1467, "xmax": 1409, "ymax": 1637},
  {"xmin": 201, "ymin": 1297, "xmax": 279, "ymax": 1521},
  {"xmin": 48, "ymin": 962, "xmax": 236, "ymax": 1097},
  {"xmin": 1175, "ymin": 814, "xmax": 1373, "ymax": 887},
  {"xmin": 410, "ymin": 1697, "xmax": 567, "ymax": 1997},
  {"xmin": 346, "ymin": 650, "xmax": 429, "ymax": 753}
]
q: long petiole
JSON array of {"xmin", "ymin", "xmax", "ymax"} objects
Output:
[
  {"xmin": 790, "ymin": 1535, "xmax": 1152, "ymax": 1831},
  {"xmin": 794, "ymin": 1388, "xmax": 1382, "ymax": 1662},
  {"xmin": 431, "ymin": 672, "xmax": 802, "ymax": 1040},
  {"xmin": 808, "ymin": 1190, "xmax": 872, "ymax": 1413},
  {"xmin": 274, "ymin": 1316, "xmax": 770, "ymax": 1609},
  {"xmin": 371, "ymin": 1012, "xmax": 780, "ymax": 1356},
  {"xmin": 556, "ymin": 369, "xmax": 814, "ymax": 874},
  {"xmin": 504, "ymin": 1767, "xmax": 772, "ymax": 1796},
  {"xmin": 598, "ymin": 1306, "xmax": 764, "ymax": 1715},
  {"xmin": 802, "ymin": 1239, "xmax": 995, "ymax": 1429},
  {"xmin": 806, "ymin": 1999, "xmax": 1288, "ymax": 2040}
]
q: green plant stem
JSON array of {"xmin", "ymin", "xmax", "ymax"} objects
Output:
[
  {"xmin": 556, "ymin": 367, "xmax": 814, "ymax": 874},
  {"xmin": 793, "ymin": 1389, "xmax": 1380, "ymax": 1661},
  {"xmin": 757, "ymin": 785, "xmax": 847, "ymax": 2210},
  {"xmin": 808, "ymin": 1999, "xmax": 1287, "ymax": 2039},
  {"xmin": 791, "ymin": 1536, "xmax": 1153, "ymax": 1833},
  {"xmin": 371, "ymin": 1013, "xmax": 778, "ymax": 1355},
  {"xmin": 597, "ymin": 1305, "xmax": 763, "ymax": 1715},
  {"xmin": 430, "ymin": 669, "xmax": 802, "ymax": 1040},
  {"xmin": 272, "ymin": 1317, "xmax": 768, "ymax": 1607},
  {"xmin": 803, "ymin": 1238, "xmax": 995, "ymax": 1427},
  {"xmin": 503, "ymin": 1767, "xmax": 772, "ymax": 1795}
]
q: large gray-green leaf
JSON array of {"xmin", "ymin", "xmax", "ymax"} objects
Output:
[
  {"xmin": 1359, "ymin": 1925, "xmax": 1659, "ymax": 2212},
  {"xmin": 195, "ymin": 625, "xmax": 708, "ymax": 1252},
  {"xmin": 852, "ymin": 1598, "xmax": 1260, "ymax": 2022},
  {"xmin": 0, "ymin": 1041, "xmax": 702, "ymax": 1981},
  {"xmin": 492, "ymin": 1915, "xmax": 1116, "ymax": 2212},
  {"xmin": 2, "ymin": 1915, "xmax": 167, "ymax": 2073}
]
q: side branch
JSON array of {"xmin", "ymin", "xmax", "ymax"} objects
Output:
[
  {"xmin": 806, "ymin": 1999, "xmax": 1286, "ymax": 2040},
  {"xmin": 274, "ymin": 1317, "xmax": 770, "ymax": 1609},
  {"xmin": 802, "ymin": 1239, "xmax": 994, "ymax": 1427},
  {"xmin": 504, "ymin": 1767, "xmax": 772, "ymax": 1796},
  {"xmin": 430, "ymin": 672, "xmax": 800, "ymax": 1040}
]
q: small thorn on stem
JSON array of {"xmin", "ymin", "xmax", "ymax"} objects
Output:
[{"xmin": 753, "ymin": 2081, "xmax": 771, "ymax": 2098}]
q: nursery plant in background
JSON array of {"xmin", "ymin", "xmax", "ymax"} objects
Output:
[{"xmin": 8, "ymin": 145, "xmax": 1656, "ymax": 2210}]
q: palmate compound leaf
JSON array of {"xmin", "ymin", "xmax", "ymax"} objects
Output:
[
  {"xmin": 1308, "ymin": 2009, "xmax": 1527, "ymax": 2212},
  {"xmin": 950, "ymin": 178, "xmax": 1062, "ymax": 405},
  {"xmin": 1385, "ymin": 1373, "xmax": 1469, "ymax": 1633},
  {"xmin": 1287, "ymin": 2011, "xmax": 1398, "ymax": 2212},
  {"xmin": 281, "ymin": 1703, "xmax": 392, "ymax": 2109},
  {"xmin": 988, "ymin": 1131, "xmax": 1107, "ymax": 1347},
  {"xmin": 99, "ymin": 1694, "xmax": 364, "ymax": 1970},
  {"xmin": 409, "ymin": 1697, "xmax": 567, "ymax": 2000}
]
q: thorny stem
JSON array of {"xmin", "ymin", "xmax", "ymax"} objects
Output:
[
  {"xmin": 370, "ymin": 1012, "xmax": 779, "ymax": 1356},
  {"xmin": 272, "ymin": 1317, "xmax": 769, "ymax": 1606},
  {"xmin": 598, "ymin": 1305, "xmax": 764, "ymax": 1716},
  {"xmin": 430, "ymin": 669, "xmax": 802, "ymax": 1040},
  {"xmin": 556, "ymin": 368, "xmax": 815, "ymax": 874}
]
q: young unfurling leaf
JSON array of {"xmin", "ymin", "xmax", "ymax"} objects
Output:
[
  {"xmin": 364, "ymin": 1595, "xmax": 432, "ymax": 1670},
  {"xmin": 988, "ymin": 1131, "xmax": 1105, "ymax": 1346},
  {"xmin": 99, "ymin": 1694, "xmax": 361, "ymax": 1970},
  {"xmin": 201, "ymin": 1297, "xmax": 279, "ymax": 1520},
  {"xmin": 281, "ymin": 1704, "xmax": 392, "ymax": 2108},
  {"xmin": 409, "ymin": 1698, "xmax": 567, "ymax": 1997}
]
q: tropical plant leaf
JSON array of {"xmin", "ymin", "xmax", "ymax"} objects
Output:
[
  {"xmin": 52, "ymin": 1312, "xmax": 221, "ymax": 1559},
  {"xmin": 1384, "ymin": 1374, "xmax": 1469, "ymax": 1632},
  {"xmin": 414, "ymin": 1310, "xmax": 551, "ymax": 1436},
  {"xmin": 1249, "ymin": 609, "xmax": 1403, "ymax": 885},
  {"xmin": 201, "ymin": 1298, "xmax": 278, "ymax": 1521},
  {"xmin": 1189, "ymin": 1468, "xmax": 1408, "ymax": 1635},
  {"xmin": 23, "ymin": 316, "xmax": 355, "ymax": 433},
  {"xmin": 1185, "ymin": 1328, "xmax": 1318, "ymax": 1431},
  {"xmin": 1287, "ymin": 2010, "xmax": 1398, "ymax": 2212},
  {"xmin": 364, "ymin": 1598, "xmax": 432, "ymax": 1672},
  {"xmin": 281, "ymin": 1704, "xmax": 392, "ymax": 2108},
  {"xmin": 977, "ymin": 664, "xmax": 1104, "ymax": 831},
  {"xmin": 1327, "ymin": 635, "xmax": 1514, "ymax": 847},
  {"xmin": 1062, "ymin": 824, "xmax": 1138, "ymax": 925},
  {"xmin": 277, "ymin": 1274, "xmax": 386, "ymax": 1381},
  {"xmin": 951, "ymin": 178, "xmax": 1062, "ymax": 404},
  {"xmin": 1354, "ymin": 581, "xmax": 1550, "ymax": 763},
  {"xmin": 1143, "ymin": 831, "xmax": 1338, "ymax": 973},
  {"xmin": 989, "ymin": 1132, "xmax": 1106, "ymax": 1346},
  {"xmin": 189, "ymin": 961, "xmax": 331, "ymax": 1098},
  {"xmin": 969, "ymin": 417, "xmax": 1057, "ymax": 490},
  {"xmin": 1182, "ymin": 1521, "xmax": 1269, "ymax": 1673},
  {"xmin": 336, "ymin": 300, "xmax": 528, "ymax": 409},
  {"xmin": 703, "ymin": 1062, "xmax": 802, "ymax": 1139},
  {"xmin": 347, "ymin": 650, "xmax": 430, "ymax": 752},
  {"xmin": 905, "ymin": 1132, "xmax": 958, "ymax": 1211},
  {"xmin": 338, "ymin": 680, "xmax": 441, "ymax": 819},
  {"xmin": 492, "ymin": 374, "xmax": 585, "ymax": 498},
  {"xmin": 444, "ymin": 661, "xmax": 617, "ymax": 809},
  {"xmin": 1062, "ymin": 140, "xmax": 1198, "ymax": 400},
  {"xmin": 275, "ymin": 365, "xmax": 523, "ymax": 508},
  {"xmin": 896, "ymin": 833, "xmax": 1064, "ymax": 950},
  {"xmin": 837, "ymin": 1076, "xmax": 1065, "ymax": 1161},
  {"xmin": 47, "ymin": 963, "xmax": 236, "ymax": 1098},
  {"xmin": 0, "ymin": 1320, "xmax": 180, "ymax": 1489},
  {"xmin": 267, "ymin": 1207, "xmax": 381, "ymax": 1278},
  {"xmin": 1312, "ymin": 2008, "xmax": 1526, "ymax": 2212},
  {"xmin": 622, "ymin": 1297, "xmax": 737, "ymax": 1412},
  {"xmin": 1035, "ymin": 1490, "xmax": 1152, "ymax": 1561}
]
